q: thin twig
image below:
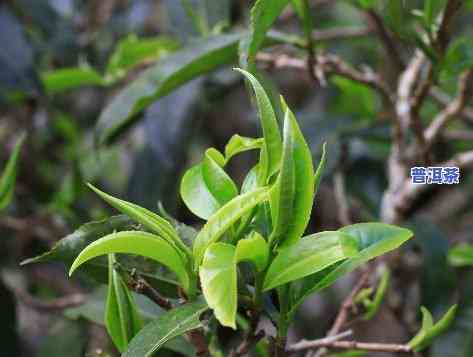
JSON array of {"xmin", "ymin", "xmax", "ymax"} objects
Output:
[
  {"xmin": 425, "ymin": 68, "xmax": 473, "ymax": 149},
  {"xmin": 311, "ymin": 270, "xmax": 370, "ymax": 357},
  {"xmin": 430, "ymin": 87, "xmax": 473, "ymax": 123},
  {"xmin": 288, "ymin": 338, "xmax": 411, "ymax": 353},
  {"xmin": 289, "ymin": 330, "xmax": 353, "ymax": 354},
  {"xmin": 312, "ymin": 27, "xmax": 372, "ymax": 42}
]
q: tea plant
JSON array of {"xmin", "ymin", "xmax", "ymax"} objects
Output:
[{"xmin": 23, "ymin": 70, "xmax": 456, "ymax": 356}]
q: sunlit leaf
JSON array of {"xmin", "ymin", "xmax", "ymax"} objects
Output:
[
  {"xmin": 41, "ymin": 66, "xmax": 104, "ymax": 94},
  {"xmin": 224, "ymin": 135, "xmax": 264, "ymax": 162},
  {"xmin": 200, "ymin": 243, "xmax": 237, "ymax": 328},
  {"xmin": 193, "ymin": 187, "xmax": 270, "ymax": 267},
  {"xmin": 263, "ymin": 231, "xmax": 359, "ymax": 291},
  {"xmin": 234, "ymin": 69, "xmax": 282, "ymax": 182},
  {"xmin": 88, "ymin": 184, "xmax": 190, "ymax": 258},
  {"xmin": 289, "ymin": 223, "xmax": 413, "ymax": 315},
  {"xmin": 69, "ymin": 231, "xmax": 190, "ymax": 291},
  {"xmin": 236, "ymin": 231, "xmax": 269, "ymax": 272}
]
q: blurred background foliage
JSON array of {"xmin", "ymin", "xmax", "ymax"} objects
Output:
[{"xmin": 1, "ymin": 0, "xmax": 473, "ymax": 356}]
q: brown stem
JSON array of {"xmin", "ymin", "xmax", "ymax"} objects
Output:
[{"xmin": 287, "ymin": 338, "xmax": 412, "ymax": 354}]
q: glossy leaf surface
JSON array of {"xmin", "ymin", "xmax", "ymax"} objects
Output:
[
  {"xmin": 193, "ymin": 186, "xmax": 270, "ymax": 266},
  {"xmin": 199, "ymin": 243, "xmax": 237, "ymax": 328},
  {"xmin": 263, "ymin": 231, "xmax": 359, "ymax": 291},
  {"xmin": 69, "ymin": 231, "xmax": 189, "ymax": 291}
]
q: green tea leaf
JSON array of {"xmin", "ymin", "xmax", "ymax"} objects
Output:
[
  {"xmin": 105, "ymin": 254, "xmax": 143, "ymax": 352},
  {"xmin": 0, "ymin": 133, "xmax": 25, "ymax": 211},
  {"xmin": 41, "ymin": 67, "xmax": 104, "ymax": 94},
  {"xmin": 193, "ymin": 187, "xmax": 270, "ymax": 267},
  {"xmin": 202, "ymin": 149, "xmax": 238, "ymax": 205},
  {"xmin": 442, "ymin": 37, "xmax": 473, "ymax": 77},
  {"xmin": 449, "ymin": 244, "xmax": 473, "ymax": 267},
  {"xmin": 263, "ymin": 231, "xmax": 359, "ymax": 291},
  {"xmin": 224, "ymin": 135, "xmax": 264, "ymax": 162},
  {"xmin": 269, "ymin": 107, "xmax": 295, "ymax": 245},
  {"xmin": 69, "ymin": 231, "xmax": 190, "ymax": 291},
  {"xmin": 409, "ymin": 305, "xmax": 458, "ymax": 352},
  {"xmin": 181, "ymin": 164, "xmax": 221, "ymax": 219},
  {"xmin": 88, "ymin": 184, "xmax": 189, "ymax": 257},
  {"xmin": 181, "ymin": 149, "xmax": 238, "ymax": 219},
  {"xmin": 106, "ymin": 35, "xmax": 179, "ymax": 80},
  {"xmin": 200, "ymin": 243, "xmax": 237, "ymax": 328},
  {"xmin": 234, "ymin": 69, "xmax": 282, "ymax": 182},
  {"xmin": 123, "ymin": 299, "xmax": 208, "ymax": 357},
  {"xmin": 239, "ymin": 0, "xmax": 291, "ymax": 69},
  {"xmin": 276, "ymin": 99, "xmax": 315, "ymax": 248},
  {"xmin": 97, "ymin": 32, "xmax": 244, "ymax": 145},
  {"xmin": 313, "ymin": 142, "xmax": 327, "ymax": 202},
  {"xmin": 236, "ymin": 231, "xmax": 269, "ymax": 272},
  {"xmin": 290, "ymin": 223, "xmax": 413, "ymax": 315}
]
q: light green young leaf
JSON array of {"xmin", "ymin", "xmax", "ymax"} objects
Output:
[
  {"xmin": 239, "ymin": 0, "xmax": 291, "ymax": 69},
  {"xmin": 202, "ymin": 149, "xmax": 238, "ymax": 205},
  {"xmin": 269, "ymin": 108, "xmax": 295, "ymax": 245},
  {"xmin": 123, "ymin": 299, "xmax": 208, "ymax": 357},
  {"xmin": 199, "ymin": 243, "xmax": 237, "ymax": 328},
  {"xmin": 236, "ymin": 232, "xmax": 269, "ymax": 272},
  {"xmin": 181, "ymin": 149, "xmax": 238, "ymax": 219},
  {"xmin": 105, "ymin": 254, "xmax": 143, "ymax": 352},
  {"xmin": 0, "ymin": 133, "xmax": 25, "ymax": 211},
  {"xmin": 409, "ymin": 305, "xmax": 458, "ymax": 352},
  {"xmin": 41, "ymin": 67, "xmax": 104, "ymax": 94},
  {"xmin": 69, "ymin": 231, "xmax": 190, "ymax": 291},
  {"xmin": 263, "ymin": 231, "xmax": 359, "ymax": 291},
  {"xmin": 224, "ymin": 135, "xmax": 264, "ymax": 163},
  {"xmin": 234, "ymin": 69, "xmax": 282, "ymax": 182},
  {"xmin": 448, "ymin": 244, "xmax": 473, "ymax": 267},
  {"xmin": 290, "ymin": 223, "xmax": 413, "ymax": 315},
  {"xmin": 314, "ymin": 142, "xmax": 327, "ymax": 201},
  {"xmin": 97, "ymin": 32, "xmax": 244, "ymax": 145},
  {"xmin": 193, "ymin": 187, "xmax": 270, "ymax": 267},
  {"xmin": 87, "ymin": 184, "xmax": 189, "ymax": 257},
  {"xmin": 106, "ymin": 35, "xmax": 179, "ymax": 80},
  {"xmin": 276, "ymin": 98, "xmax": 315, "ymax": 248},
  {"xmin": 181, "ymin": 164, "xmax": 221, "ymax": 220}
]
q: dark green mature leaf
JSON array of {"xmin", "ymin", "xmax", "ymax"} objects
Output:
[
  {"xmin": 69, "ymin": 231, "xmax": 190, "ymax": 291},
  {"xmin": 41, "ymin": 67, "xmax": 104, "ymax": 94},
  {"xmin": 289, "ymin": 223, "xmax": 413, "ymax": 315},
  {"xmin": 239, "ymin": 0, "xmax": 291, "ymax": 69},
  {"xmin": 88, "ymin": 184, "xmax": 190, "ymax": 258},
  {"xmin": 275, "ymin": 99, "xmax": 315, "ymax": 248},
  {"xmin": 409, "ymin": 305, "xmax": 458, "ymax": 352},
  {"xmin": 263, "ymin": 231, "xmax": 359, "ymax": 291},
  {"xmin": 235, "ymin": 69, "xmax": 282, "ymax": 182},
  {"xmin": 449, "ymin": 244, "xmax": 473, "ymax": 267},
  {"xmin": 442, "ymin": 37, "xmax": 473, "ymax": 77},
  {"xmin": 106, "ymin": 254, "xmax": 143, "ymax": 352},
  {"xmin": 200, "ymin": 243, "xmax": 237, "ymax": 328},
  {"xmin": 97, "ymin": 32, "xmax": 244, "ymax": 145},
  {"xmin": 193, "ymin": 186, "xmax": 270, "ymax": 267},
  {"xmin": 21, "ymin": 216, "xmax": 180, "ymax": 297},
  {"xmin": 123, "ymin": 299, "xmax": 208, "ymax": 357},
  {"xmin": 0, "ymin": 133, "xmax": 25, "ymax": 211}
]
